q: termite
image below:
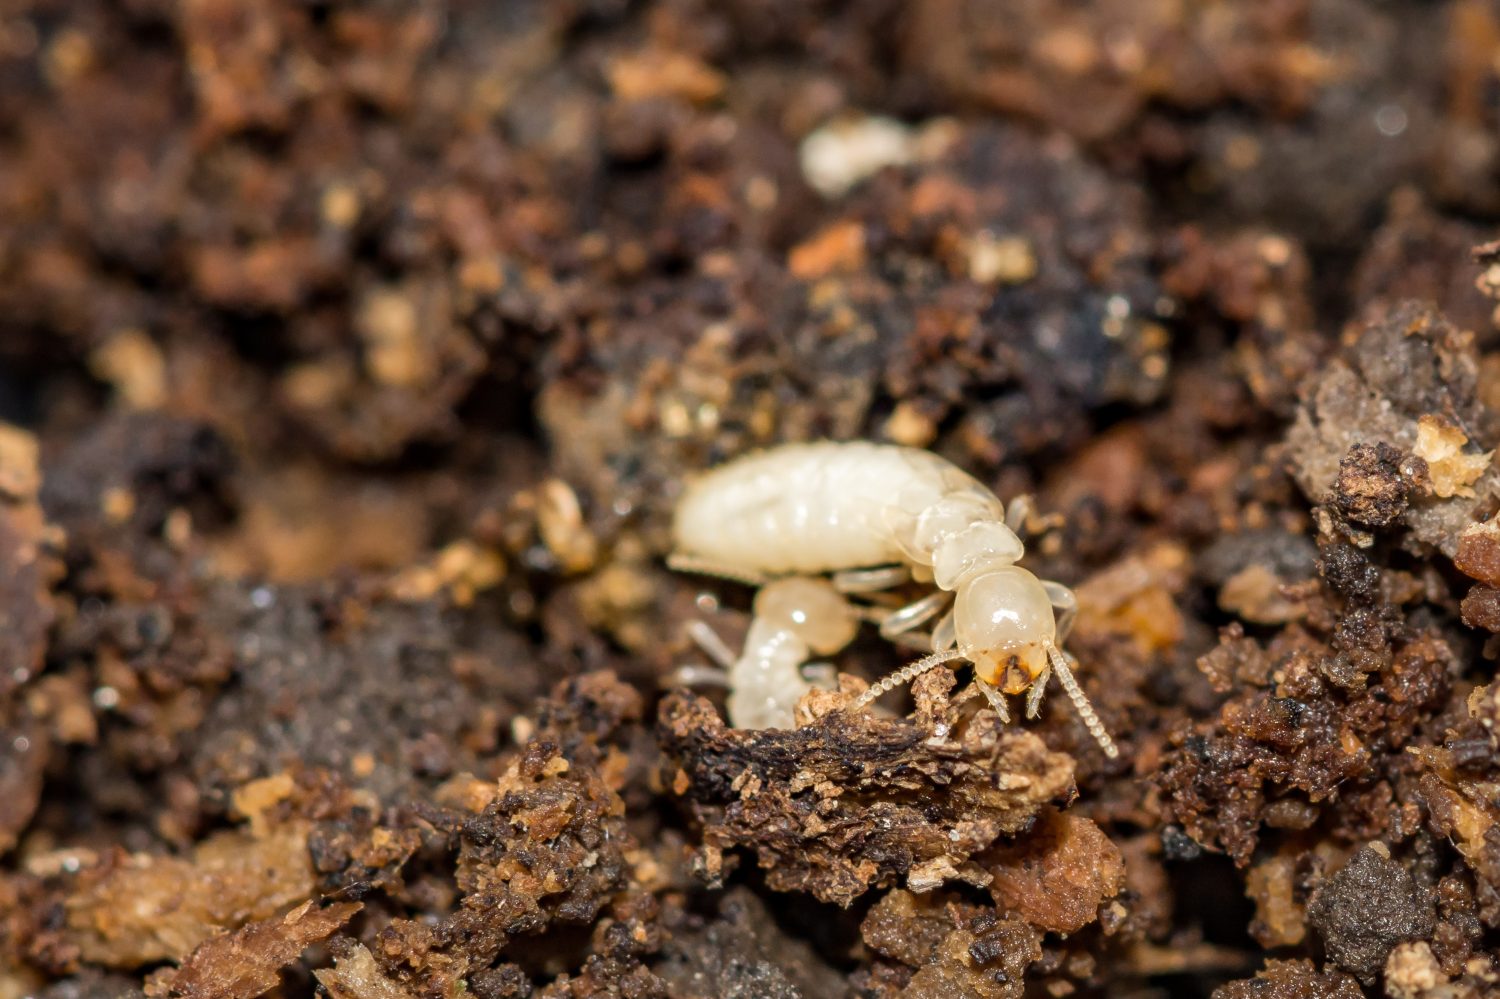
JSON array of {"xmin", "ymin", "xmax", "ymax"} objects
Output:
[
  {"xmin": 673, "ymin": 576, "xmax": 857, "ymax": 731},
  {"xmin": 669, "ymin": 441, "xmax": 1117, "ymax": 758}
]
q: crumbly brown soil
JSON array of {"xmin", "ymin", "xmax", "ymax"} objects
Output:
[{"xmin": 6, "ymin": 2, "xmax": 1500, "ymax": 997}]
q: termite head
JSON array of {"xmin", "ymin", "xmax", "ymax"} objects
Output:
[{"xmin": 953, "ymin": 565, "xmax": 1056, "ymax": 694}]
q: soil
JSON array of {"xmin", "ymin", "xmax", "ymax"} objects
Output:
[{"xmin": 4, "ymin": 1, "xmax": 1500, "ymax": 997}]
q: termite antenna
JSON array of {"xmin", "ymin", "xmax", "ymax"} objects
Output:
[
  {"xmin": 850, "ymin": 648, "xmax": 967, "ymax": 711},
  {"xmin": 1046, "ymin": 645, "xmax": 1119, "ymax": 760}
]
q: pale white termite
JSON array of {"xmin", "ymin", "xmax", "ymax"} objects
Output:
[
  {"xmin": 669, "ymin": 440, "xmax": 1117, "ymax": 757},
  {"xmin": 674, "ymin": 576, "xmax": 859, "ymax": 730}
]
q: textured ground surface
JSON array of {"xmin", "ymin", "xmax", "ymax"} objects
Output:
[{"xmin": 5, "ymin": 1, "xmax": 1500, "ymax": 997}]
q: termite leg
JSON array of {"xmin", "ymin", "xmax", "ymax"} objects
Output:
[
  {"xmin": 832, "ymin": 564, "xmax": 910, "ymax": 594},
  {"xmin": 1004, "ymin": 494, "xmax": 1034, "ymax": 535},
  {"xmin": 666, "ymin": 664, "xmax": 733, "ymax": 689},
  {"xmin": 1041, "ymin": 579, "xmax": 1078, "ymax": 645},
  {"xmin": 669, "ymin": 624, "xmax": 738, "ymax": 684},
  {"xmin": 685, "ymin": 619, "xmax": 738, "ymax": 670},
  {"xmin": 930, "ymin": 609, "xmax": 956, "ymax": 652},
  {"xmin": 666, "ymin": 620, "xmax": 739, "ymax": 689},
  {"xmin": 852, "ymin": 600, "xmax": 938, "ymax": 651},
  {"xmin": 974, "ymin": 675, "xmax": 1010, "ymax": 724},
  {"xmin": 875, "ymin": 589, "xmax": 952, "ymax": 641}
]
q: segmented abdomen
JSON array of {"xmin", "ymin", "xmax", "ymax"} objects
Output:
[{"xmin": 671, "ymin": 441, "xmax": 994, "ymax": 576}]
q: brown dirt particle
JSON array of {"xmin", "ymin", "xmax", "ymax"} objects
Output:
[
  {"xmin": 143, "ymin": 899, "xmax": 360, "ymax": 999},
  {"xmin": 862, "ymin": 888, "xmax": 1041, "ymax": 999},
  {"xmin": 657, "ymin": 888, "xmax": 846, "ymax": 999},
  {"xmin": 862, "ymin": 889, "xmax": 973, "ymax": 969},
  {"xmin": 89, "ymin": 330, "xmax": 168, "ymax": 410},
  {"xmin": 659, "ymin": 670, "xmax": 1074, "ymax": 907},
  {"xmin": 1287, "ymin": 301, "xmax": 1499, "ymax": 556},
  {"xmin": 1384, "ymin": 940, "xmax": 1446, "ymax": 999},
  {"xmin": 0, "ymin": 424, "xmax": 42, "ymax": 502},
  {"xmin": 1307, "ymin": 845, "xmax": 1435, "ymax": 984},
  {"xmin": 1413, "ymin": 415, "xmax": 1491, "ymax": 499},
  {"xmin": 1455, "ymin": 516, "xmax": 1500, "ymax": 587},
  {"xmin": 64, "ymin": 823, "xmax": 316, "ymax": 967},
  {"xmin": 607, "ymin": 50, "xmax": 725, "ymax": 105},
  {"xmin": 315, "ymin": 941, "xmax": 417, "ymax": 999},
  {"xmin": 1332, "ymin": 442, "xmax": 1427, "ymax": 528},
  {"xmin": 984, "ymin": 811, "xmax": 1125, "ymax": 934},
  {"xmin": 1459, "ymin": 584, "xmax": 1500, "ymax": 631},
  {"xmin": 1210, "ymin": 958, "xmax": 1364, "ymax": 999},
  {"xmin": 788, "ymin": 220, "xmax": 868, "ymax": 280},
  {"xmin": 1247, "ymin": 854, "xmax": 1307, "ymax": 948},
  {"xmin": 371, "ymin": 674, "xmax": 640, "ymax": 998},
  {"xmin": 904, "ymin": 919, "xmax": 1041, "ymax": 999}
]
